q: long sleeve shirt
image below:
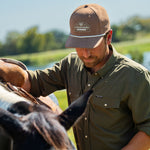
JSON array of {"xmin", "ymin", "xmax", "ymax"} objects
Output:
[{"xmin": 28, "ymin": 45, "xmax": 150, "ymax": 150}]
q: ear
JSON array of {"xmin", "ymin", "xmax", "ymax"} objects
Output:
[
  {"xmin": 106, "ymin": 29, "xmax": 113, "ymax": 45},
  {"xmin": 0, "ymin": 108, "xmax": 24, "ymax": 138},
  {"xmin": 58, "ymin": 90, "xmax": 93, "ymax": 130},
  {"xmin": 8, "ymin": 101, "xmax": 33, "ymax": 115}
]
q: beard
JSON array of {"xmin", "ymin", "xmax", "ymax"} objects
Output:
[
  {"xmin": 77, "ymin": 41, "xmax": 109, "ymax": 71},
  {"xmin": 80, "ymin": 56, "xmax": 102, "ymax": 68}
]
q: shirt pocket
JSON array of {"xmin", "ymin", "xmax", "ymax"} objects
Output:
[{"xmin": 92, "ymin": 94, "xmax": 121, "ymax": 109}]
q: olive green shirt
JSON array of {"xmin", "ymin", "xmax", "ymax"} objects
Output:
[{"xmin": 28, "ymin": 45, "xmax": 150, "ymax": 150}]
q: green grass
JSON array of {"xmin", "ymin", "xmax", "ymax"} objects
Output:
[
  {"xmin": 114, "ymin": 38, "xmax": 150, "ymax": 54},
  {"xmin": 113, "ymin": 38, "xmax": 150, "ymax": 63},
  {"xmin": 1, "ymin": 48, "xmax": 75, "ymax": 66}
]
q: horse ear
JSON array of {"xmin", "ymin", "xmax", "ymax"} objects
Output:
[
  {"xmin": 58, "ymin": 90, "xmax": 93, "ymax": 130},
  {"xmin": 0, "ymin": 108, "xmax": 23, "ymax": 138},
  {"xmin": 8, "ymin": 101, "xmax": 33, "ymax": 115}
]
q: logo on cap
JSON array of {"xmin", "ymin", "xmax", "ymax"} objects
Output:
[{"xmin": 74, "ymin": 22, "xmax": 90, "ymax": 32}]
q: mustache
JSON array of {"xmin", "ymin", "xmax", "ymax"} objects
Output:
[{"xmin": 80, "ymin": 56, "xmax": 96, "ymax": 59}]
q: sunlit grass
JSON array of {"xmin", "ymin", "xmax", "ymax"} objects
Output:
[
  {"xmin": 1, "ymin": 48, "xmax": 75, "ymax": 66},
  {"xmin": 54, "ymin": 90, "xmax": 76, "ymax": 148},
  {"xmin": 113, "ymin": 37, "xmax": 150, "ymax": 54}
]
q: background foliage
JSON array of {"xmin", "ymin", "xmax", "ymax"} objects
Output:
[
  {"xmin": 0, "ymin": 26, "xmax": 67, "ymax": 56},
  {"xmin": 0, "ymin": 16, "xmax": 150, "ymax": 56}
]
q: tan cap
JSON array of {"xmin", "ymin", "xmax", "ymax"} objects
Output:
[{"xmin": 65, "ymin": 4, "xmax": 110, "ymax": 48}]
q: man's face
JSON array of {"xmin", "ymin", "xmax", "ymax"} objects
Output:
[{"xmin": 76, "ymin": 37, "xmax": 108, "ymax": 71}]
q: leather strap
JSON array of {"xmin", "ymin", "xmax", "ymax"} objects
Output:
[
  {"xmin": 0, "ymin": 81, "xmax": 62, "ymax": 114},
  {"xmin": 0, "ymin": 58, "xmax": 62, "ymax": 114}
]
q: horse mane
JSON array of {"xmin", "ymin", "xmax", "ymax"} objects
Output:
[{"xmin": 30, "ymin": 108, "xmax": 71, "ymax": 149}]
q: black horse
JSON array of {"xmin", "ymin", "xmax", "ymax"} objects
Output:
[{"xmin": 0, "ymin": 84, "xmax": 92, "ymax": 150}]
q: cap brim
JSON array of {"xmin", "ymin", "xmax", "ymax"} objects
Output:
[{"xmin": 65, "ymin": 36, "xmax": 104, "ymax": 49}]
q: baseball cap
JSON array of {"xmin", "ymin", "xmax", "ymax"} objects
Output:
[{"xmin": 65, "ymin": 4, "xmax": 110, "ymax": 48}]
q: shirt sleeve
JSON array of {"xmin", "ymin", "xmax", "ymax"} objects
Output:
[
  {"xmin": 128, "ymin": 70, "xmax": 150, "ymax": 136},
  {"xmin": 27, "ymin": 57, "xmax": 68, "ymax": 97}
]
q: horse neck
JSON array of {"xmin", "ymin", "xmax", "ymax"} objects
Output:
[{"xmin": 0, "ymin": 85, "xmax": 28, "ymax": 110}]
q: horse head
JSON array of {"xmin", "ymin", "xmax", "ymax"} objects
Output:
[{"xmin": 0, "ymin": 84, "xmax": 92, "ymax": 150}]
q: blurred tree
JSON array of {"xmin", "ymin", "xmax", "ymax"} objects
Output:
[
  {"xmin": 21, "ymin": 26, "xmax": 41, "ymax": 53},
  {"xmin": 2, "ymin": 31, "xmax": 21, "ymax": 55},
  {"xmin": 0, "ymin": 16, "xmax": 150, "ymax": 55},
  {"xmin": 127, "ymin": 16, "xmax": 150, "ymax": 32},
  {"xmin": 51, "ymin": 30, "xmax": 67, "ymax": 49},
  {"xmin": 112, "ymin": 22, "xmax": 136, "ymax": 42},
  {"xmin": 112, "ymin": 16, "xmax": 150, "ymax": 42},
  {"xmin": 0, "ymin": 41, "xmax": 4, "ymax": 55},
  {"xmin": 43, "ymin": 32, "xmax": 55, "ymax": 50},
  {"xmin": 111, "ymin": 25, "xmax": 120, "ymax": 42}
]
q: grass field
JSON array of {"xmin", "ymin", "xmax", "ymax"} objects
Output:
[
  {"xmin": 2, "ymin": 48, "xmax": 75, "ymax": 66},
  {"xmin": 54, "ymin": 90, "xmax": 76, "ymax": 147},
  {"xmin": 114, "ymin": 38, "xmax": 150, "ymax": 54}
]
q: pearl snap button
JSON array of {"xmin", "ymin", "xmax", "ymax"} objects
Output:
[
  {"xmin": 84, "ymin": 117, "xmax": 87, "ymax": 120},
  {"xmin": 88, "ymin": 84, "xmax": 91, "ymax": 87},
  {"xmin": 104, "ymin": 104, "xmax": 108, "ymax": 107}
]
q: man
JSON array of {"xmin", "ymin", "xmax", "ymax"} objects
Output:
[{"xmin": 6, "ymin": 3, "xmax": 150, "ymax": 150}]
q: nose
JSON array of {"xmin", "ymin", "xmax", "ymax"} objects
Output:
[{"xmin": 82, "ymin": 49, "xmax": 91, "ymax": 58}]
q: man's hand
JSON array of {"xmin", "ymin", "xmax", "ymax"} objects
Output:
[
  {"xmin": 0, "ymin": 59, "xmax": 27, "ymax": 87},
  {"xmin": 122, "ymin": 131, "xmax": 150, "ymax": 150}
]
